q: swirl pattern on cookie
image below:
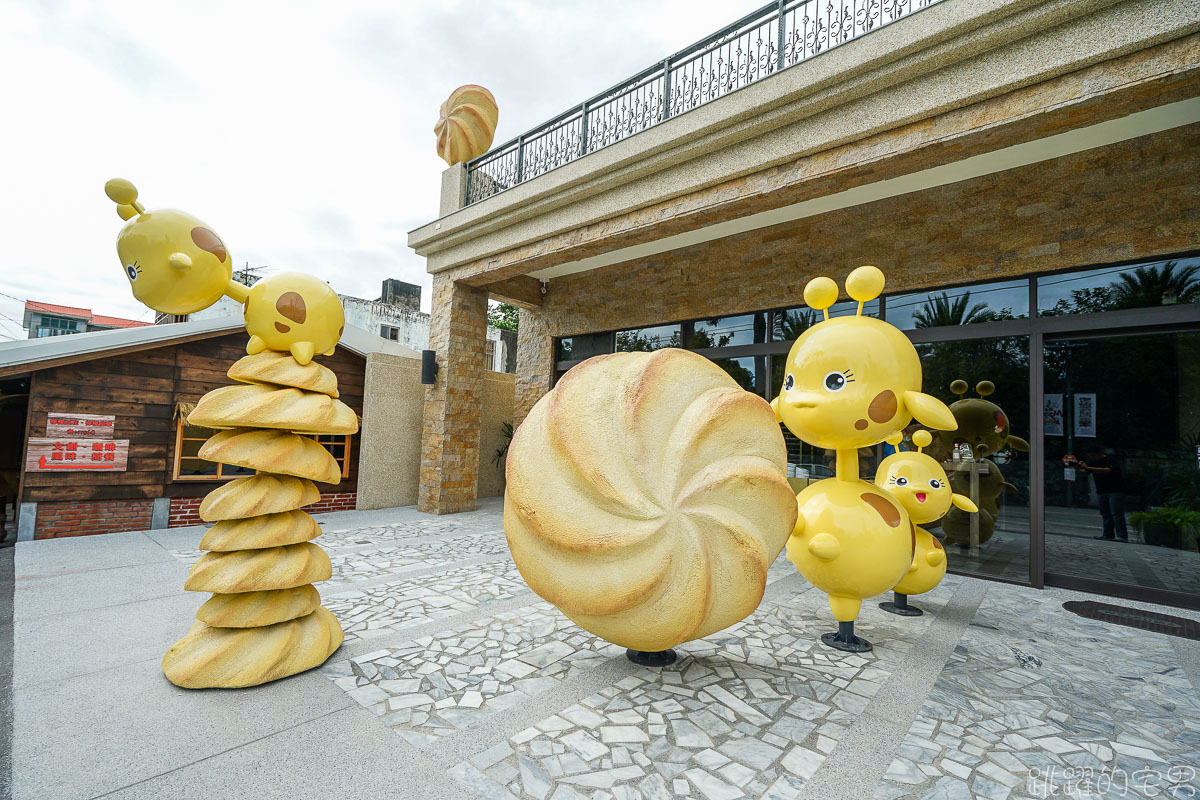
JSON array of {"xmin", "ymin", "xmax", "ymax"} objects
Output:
[
  {"xmin": 199, "ymin": 474, "xmax": 320, "ymax": 522},
  {"xmin": 199, "ymin": 510, "xmax": 321, "ymax": 552},
  {"xmin": 199, "ymin": 428, "xmax": 341, "ymax": 484},
  {"xmin": 196, "ymin": 586, "xmax": 322, "ymax": 628},
  {"xmin": 227, "ymin": 352, "xmax": 339, "ymax": 398},
  {"xmin": 161, "ymin": 607, "xmax": 343, "ymax": 689},
  {"xmin": 186, "ymin": 542, "xmax": 333, "ymax": 593},
  {"xmin": 188, "ymin": 383, "xmax": 357, "ymax": 435}
]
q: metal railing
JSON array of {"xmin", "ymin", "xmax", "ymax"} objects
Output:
[{"xmin": 465, "ymin": 0, "xmax": 941, "ymax": 206}]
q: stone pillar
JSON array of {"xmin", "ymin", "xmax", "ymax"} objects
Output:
[
  {"xmin": 439, "ymin": 164, "xmax": 468, "ymax": 217},
  {"xmin": 513, "ymin": 306, "xmax": 555, "ymax": 425},
  {"xmin": 419, "ymin": 276, "xmax": 488, "ymax": 514}
]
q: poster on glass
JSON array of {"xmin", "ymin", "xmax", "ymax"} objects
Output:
[
  {"xmin": 1073, "ymin": 393, "xmax": 1096, "ymax": 438},
  {"xmin": 1044, "ymin": 393, "xmax": 1064, "ymax": 436}
]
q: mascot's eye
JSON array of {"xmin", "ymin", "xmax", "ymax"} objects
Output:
[
  {"xmin": 783, "ymin": 373, "xmax": 794, "ymax": 391},
  {"xmin": 895, "ymin": 476, "xmax": 908, "ymax": 487},
  {"xmin": 929, "ymin": 478, "xmax": 942, "ymax": 489},
  {"xmin": 125, "ymin": 264, "xmax": 138, "ymax": 282},
  {"xmin": 823, "ymin": 371, "xmax": 848, "ymax": 392}
]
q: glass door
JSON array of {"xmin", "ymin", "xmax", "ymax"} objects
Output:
[
  {"xmin": 915, "ymin": 336, "xmax": 1032, "ymax": 584},
  {"xmin": 1041, "ymin": 329, "xmax": 1200, "ymax": 604}
]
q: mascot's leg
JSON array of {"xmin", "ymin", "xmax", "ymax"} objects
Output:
[
  {"xmin": 821, "ymin": 595, "xmax": 872, "ymax": 652},
  {"xmin": 880, "ymin": 591, "xmax": 923, "ymax": 617}
]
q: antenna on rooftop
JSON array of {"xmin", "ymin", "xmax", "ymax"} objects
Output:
[{"xmin": 233, "ymin": 262, "xmax": 268, "ymax": 286}]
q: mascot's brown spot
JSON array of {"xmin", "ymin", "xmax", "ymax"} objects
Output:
[
  {"xmin": 868, "ymin": 389, "xmax": 898, "ymax": 423},
  {"xmin": 854, "ymin": 419, "xmax": 868, "ymax": 430},
  {"xmin": 190, "ymin": 227, "xmax": 227, "ymax": 263},
  {"xmin": 932, "ymin": 537, "xmax": 943, "ymax": 550},
  {"xmin": 276, "ymin": 292, "xmax": 307, "ymax": 324},
  {"xmin": 338, "ymin": 325, "xmax": 343, "ymax": 337},
  {"xmin": 861, "ymin": 492, "xmax": 901, "ymax": 527},
  {"xmin": 274, "ymin": 322, "xmax": 291, "ymax": 334}
]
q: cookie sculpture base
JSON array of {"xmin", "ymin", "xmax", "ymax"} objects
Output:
[{"xmin": 504, "ymin": 349, "xmax": 796, "ymax": 655}]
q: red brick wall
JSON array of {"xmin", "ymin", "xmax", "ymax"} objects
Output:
[
  {"xmin": 168, "ymin": 497, "xmax": 203, "ymax": 527},
  {"xmin": 166, "ymin": 492, "xmax": 358, "ymax": 527},
  {"xmin": 305, "ymin": 492, "xmax": 358, "ymax": 515},
  {"xmin": 34, "ymin": 499, "xmax": 154, "ymax": 539}
]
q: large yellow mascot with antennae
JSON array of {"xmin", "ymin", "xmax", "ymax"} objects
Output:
[
  {"xmin": 772, "ymin": 266, "xmax": 957, "ymax": 652},
  {"xmin": 104, "ymin": 178, "xmax": 353, "ymax": 688}
]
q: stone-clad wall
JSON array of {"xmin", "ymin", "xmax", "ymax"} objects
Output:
[
  {"xmin": 362, "ymin": 348, "xmax": 514, "ymax": 512},
  {"xmin": 358, "ymin": 353, "xmax": 424, "ymax": 510},
  {"xmin": 419, "ymin": 278, "xmax": 489, "ymax": 514},
  {"xmin": 514, "ymin": 124, "xmax": 1200, "ymax": 420}
]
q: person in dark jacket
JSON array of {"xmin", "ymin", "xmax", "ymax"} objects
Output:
[{"xmin": 1079, "ymin": 444, "xmax": 1127, "ymax": 541}]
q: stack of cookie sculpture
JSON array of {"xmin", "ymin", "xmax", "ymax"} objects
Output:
[
  {"xmin": 104, "ymin": 178, "xmax": 356, "ymax": 688},
  {"xmin": 162, "ymin": 354, "xmax": 356, "ymax": 688}
]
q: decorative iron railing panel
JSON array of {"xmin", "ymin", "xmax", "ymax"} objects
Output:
[{"xmin": 465, "ymin": 0, "xmax": 941, "ymax": 206}]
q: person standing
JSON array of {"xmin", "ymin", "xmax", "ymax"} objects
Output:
[{"xmin": 1079, "ymin": 445, "xmax": 1128, "ymax": 541}]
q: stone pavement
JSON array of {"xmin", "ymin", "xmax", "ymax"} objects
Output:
[{"xmin": 9, "ymin": 498, "xmax": 1200, "ymax": 799}]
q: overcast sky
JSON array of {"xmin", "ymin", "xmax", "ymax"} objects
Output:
[{"xmin": 0, "ymin": 0, "xmax": 750, "ymax": 340}]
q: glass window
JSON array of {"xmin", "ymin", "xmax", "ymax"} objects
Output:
[
  {"xmin": 916, "ymin": 335, "xmax": 1032, "ymax": 584},
  {"xmin": 556, "ymin": 331, "xmax": 614, "ymax": 362},
  {"xmin": 711, "ymin": 355, "xmax": 767, "ymax": 395},
  {"xmin": 316, "ymin": 434, "xmax": 353, "ymax": 480},
  {"xmin": 689, "ymin": 313, "xmax": 768, "ymax": 349},
  {"xmin": 37, "ymin": 316, "xmax": 79, "ymax": 337},
  {"xmin": 772, "ymin": 308, "xmax": 820, "ymax": 342},
  {"xmin": 887, "ymin": 279, "xmax": 1028, "ymax": 331},
  {"xmin": 1042, "ymin": 330, "xmax": 1200, "ymax": 600},
  {"xmin": 175, "ymin": 422, "xmax": 248, "ymax": 480},
  {"xmin": 380, "ymin": 325, "xmax": 399, "ymax": 341},
  {"xmin": 771, "ymin": 299, "xmax": 878, "ymax": 342},
  {"xmin": 615, "ymin": 324, "xmax": 681, "ymax": 352},
  {"xmin": 1038, "ymin": 256, "xmax": 1200, "ymax": 316}
]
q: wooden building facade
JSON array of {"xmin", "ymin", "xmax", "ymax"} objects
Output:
[{"xmin": 2, "ymin": 320, "xmax": 388, "ymax": 540}]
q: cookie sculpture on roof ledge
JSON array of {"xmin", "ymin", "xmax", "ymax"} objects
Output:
[
  {"xmin": 434, "ymin": 84, "xmax": 498, "ymax": 166},
  {"xmin": 104, "ymin": 178, "xmax": 354, "ymax": 688},
  {"xmin": 504, "ymin": 348, "xmax": 797, "ymax": 666}
]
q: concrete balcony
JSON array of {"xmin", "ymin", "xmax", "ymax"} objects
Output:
[{"xmin": 409, "ymin": 0, "xmax": 1200, "ymax": 301}]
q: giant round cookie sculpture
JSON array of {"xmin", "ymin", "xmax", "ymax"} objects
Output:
[
  {"xmin": 504, "ymin": 348, "xmax": 797, "ymax": 665},
  {"xmin": 104, "ymin": 178, "xmax": 355, "ymax": 688}
]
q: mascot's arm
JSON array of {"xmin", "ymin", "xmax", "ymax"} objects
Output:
[
  {"xmin": 792, "ymin": 500, "xmax": 805, "ymax": 537},
  {"xmin": 808, "ymin": 532, "xmax": 841, "ymax": 561},
  {"xmin": 951, "ymin": 493, "xmax": 979, "ymax": 512}
]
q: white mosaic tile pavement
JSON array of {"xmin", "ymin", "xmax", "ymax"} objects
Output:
[
  {"xmin": 326, "ymin": 543, "xmax": 470, "ymax": 582},
  {"xmin": 321, "ymin": 520, "xmax": 506, "ymax": 550},
  {"xmin": 324, "ymin": 560, "xmax": 530, "ymax": 642},
  {"xmin": 321, "ymin": 603, "xmax": 623, "ymax": 748},
  {"xmin": 444, "ymin": 577, "xmax": 964, "ymax": 800},
  {"xmin": 168, "ymin": 525, "xmax": 509, "ymax": 572},
  {"xmin": 875, "ymin": 584, "xmax": 1200, "ymax": 800},
  {"xmin": 165, "ymin": 503, "xmax": 1197, "ymax": 800}
]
